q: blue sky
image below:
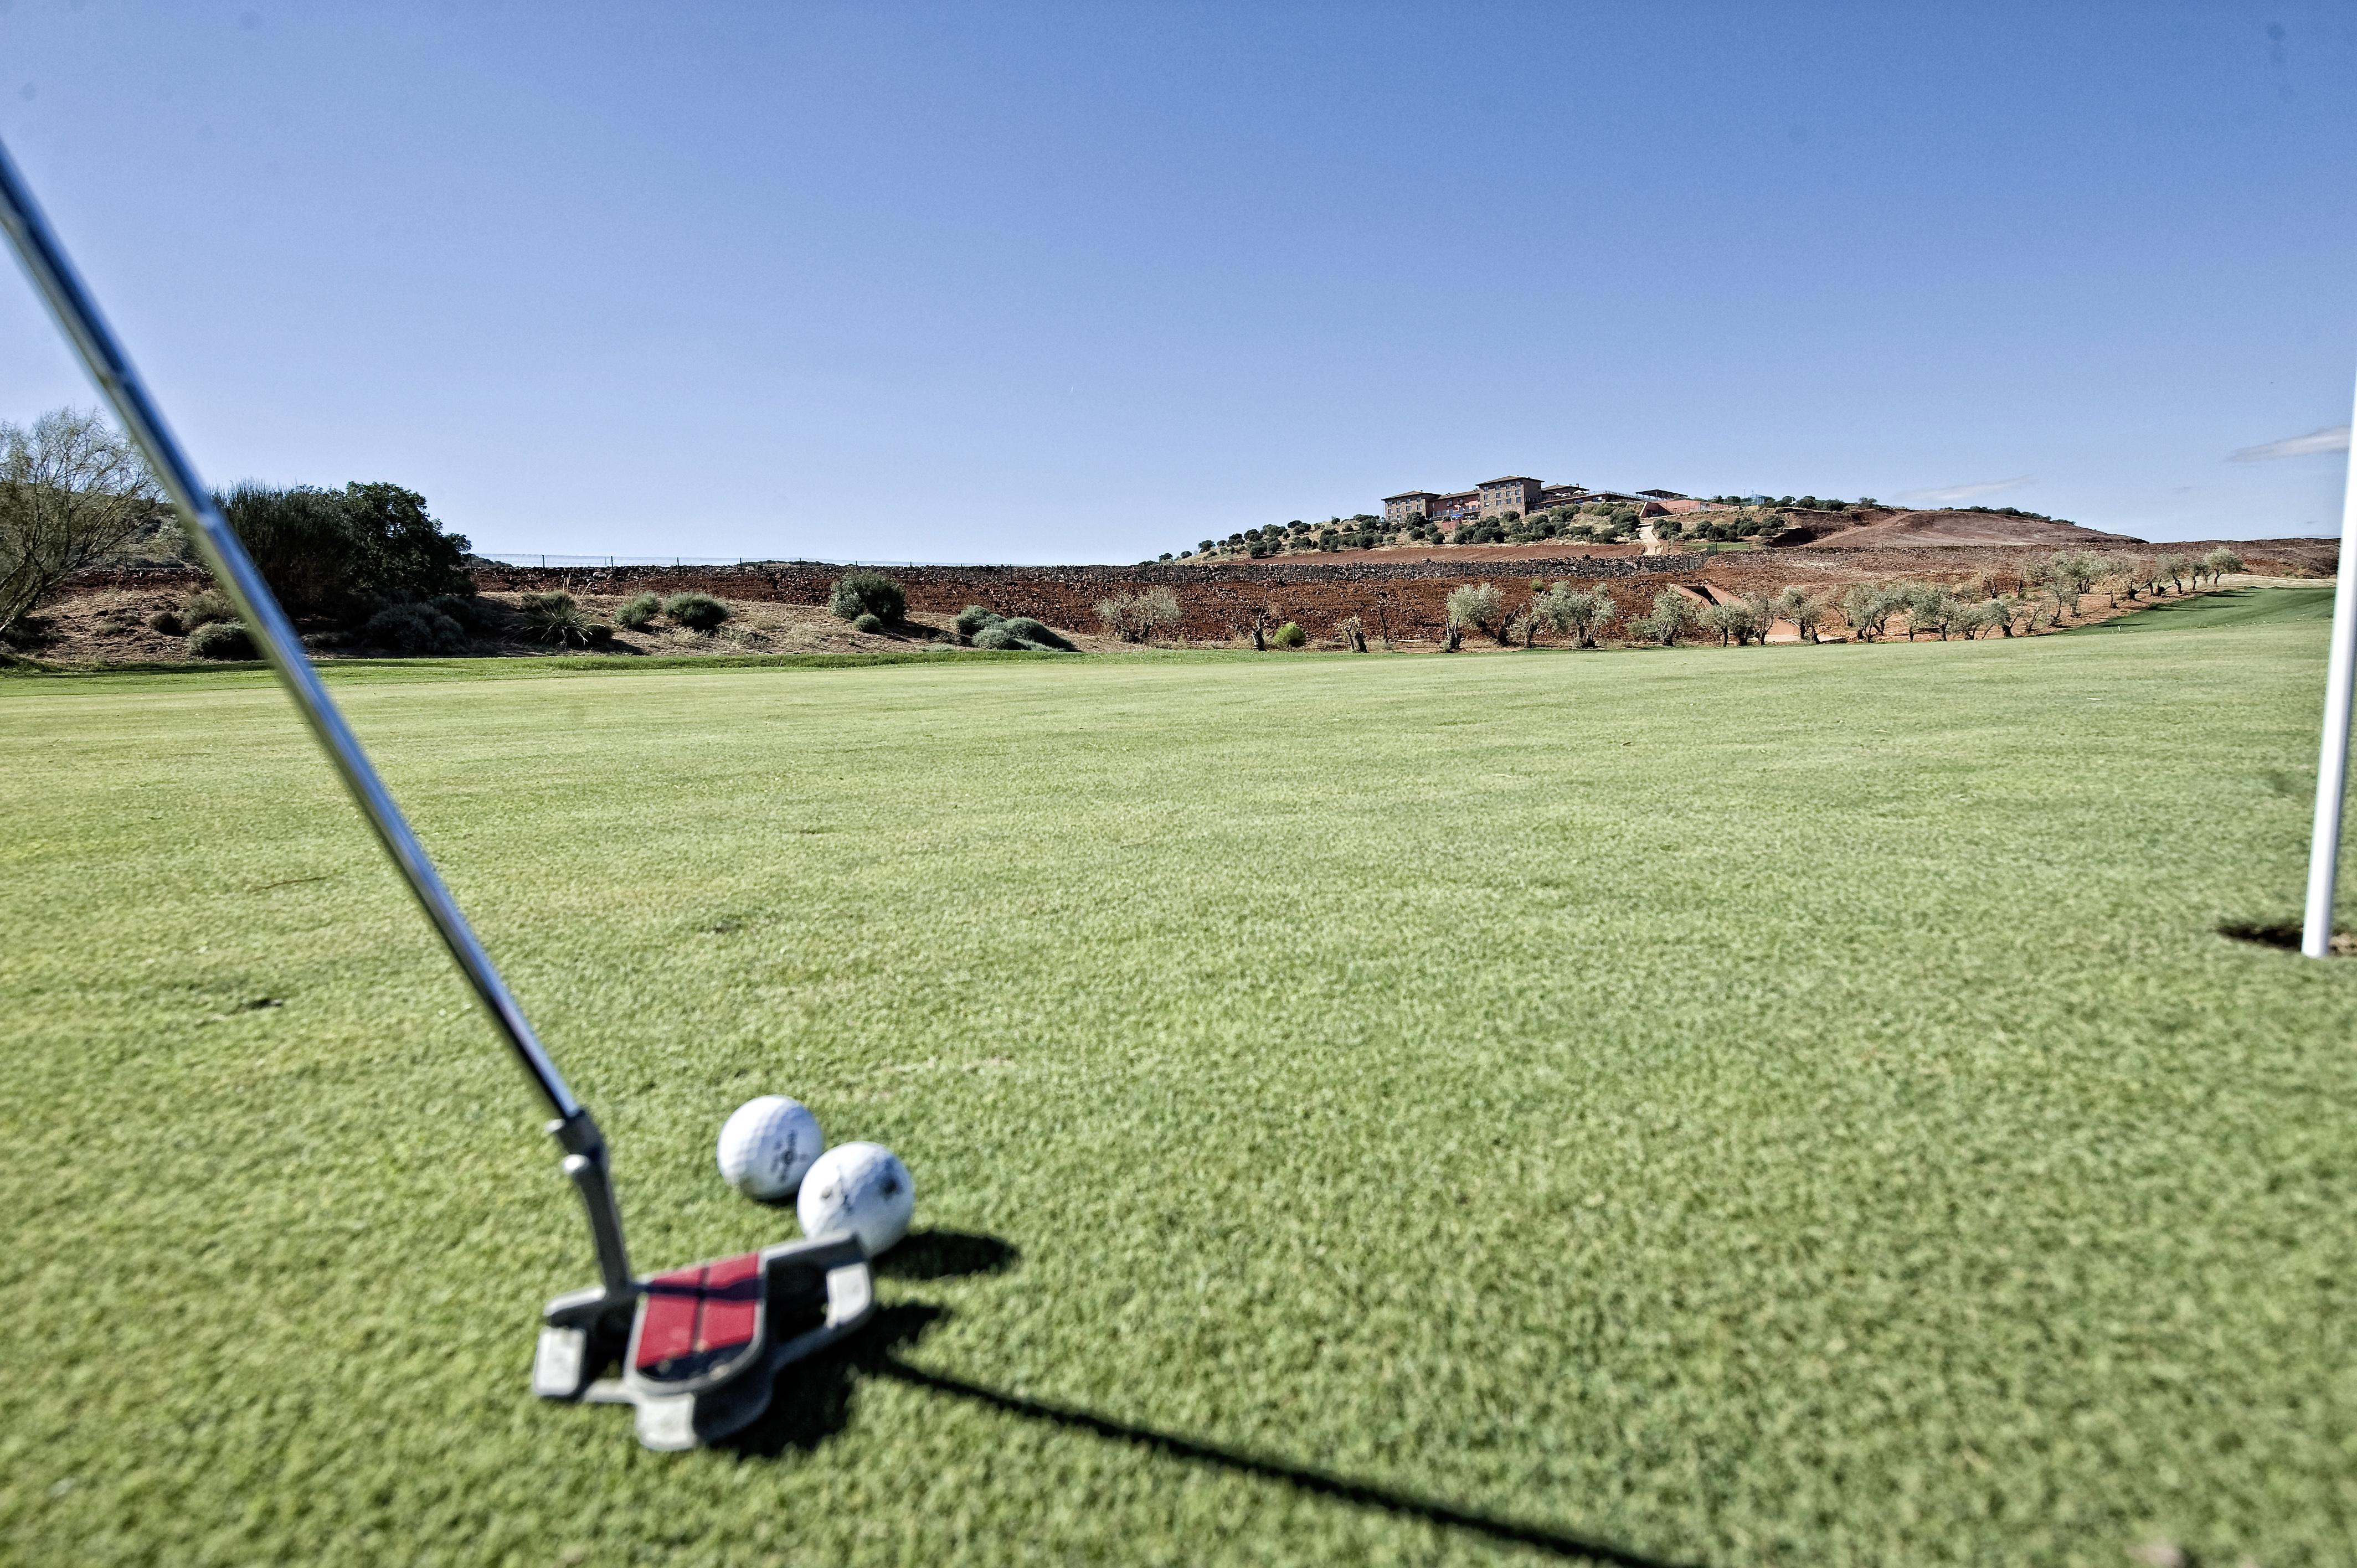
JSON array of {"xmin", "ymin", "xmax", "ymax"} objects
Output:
[{"xmin": 4, "ymin": 2, "xmax": 2354, "ymax": 562}]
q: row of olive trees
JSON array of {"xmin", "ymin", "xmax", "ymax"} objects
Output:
[
  {"xmin": 1442, "ymin": 580, "xmax": 1619, "ymax": 651},
  {"xmin": 1430, "ymin": 544, "xmax": 2252, "ymax": 652}
]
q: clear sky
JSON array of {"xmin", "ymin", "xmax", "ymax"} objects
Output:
[{"xmin": 4, "ymin": 2, "xmax": 2355, "ymax": 563}]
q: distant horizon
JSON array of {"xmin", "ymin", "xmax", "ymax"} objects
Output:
[{"xmin": 6, "ymin": 4, "xmax": 2354, "ymax": 559}]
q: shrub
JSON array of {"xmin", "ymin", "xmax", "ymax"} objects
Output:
[
  {"xmin": 662, "ymin": 592, "xmax": 730, "ymax": 632},
  {"xmin": 1269, "ymin": 621, "xmax": 1306, "ymax": 648},
  {"xmin": 1095, "ymin": 586, "xmax": 1182, "ymax": 642},
  {"xmin": 615, "ymin": 592, "xmax": 661, "ymax": 630},
  {"xmin": 363, "ymin": 602, "xmax": 467, "ymax": 655},
  {"xmin": 146, "ymin": 607, "xmax": 185, "ymax": 635},
  {"xmin": 180, "ymin": 589, "xmax": 238, "ymax": 628},
  {"xmin": 828, "ymin": 570, "xmax": 905, "ymax": 623},
  {"xmin": 517, "ymin": 591, "xmax": 593, "ymax": 646},
  {"xmin": 972, "ymin": 625, "xmax": 1018, "ymax": 650},
  {"xmin": 187, "ymin": 620, "xmax": 256, "ymax": 660},
  {"xmin": 851, "ymin": 611, "xmax": 884, "ymax": 633},
  {"xmin": 428, "ymin": 591, "xmax": 491, "ymax": 632},
  {"xmin": 1333, "ymin": 614, "xmax": 1368, "ymax": 652},
  {"xmin": 997, "ymin": 616, "xmax": 1074, "ymax": 651},
  {"xmin": 954, "ymin": 604, "xmax": 1003, "ymax": 640},
  {"xmin": 209, "ymin": 481, "xmax": 469, "ymax": 620}
]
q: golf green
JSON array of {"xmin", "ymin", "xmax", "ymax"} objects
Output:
[{"xmin": 3, "ymin": 587, "xmax": 2351, "ymax": 1565}]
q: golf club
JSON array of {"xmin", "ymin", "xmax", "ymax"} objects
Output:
[{"xmin": 0, "ymin": 133, "xmax": 872, "ymax": 1451}]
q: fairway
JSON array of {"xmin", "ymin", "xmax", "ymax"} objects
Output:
[{"xmin": 4, "ymin": 587, "xmax": 2354, "ymax": 1566}]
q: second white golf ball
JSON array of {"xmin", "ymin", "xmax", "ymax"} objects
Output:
[
  {"xmin": 796, "ymin": 1141, "xmax": 914, "ymax": 1256},
  {"xmin": 715, "ymin": 1095, "xmax": 824, "ymax": 1201}
]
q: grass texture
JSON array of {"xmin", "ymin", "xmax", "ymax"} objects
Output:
[{"xmin": 2, "ymin": 587, "xmax": 2352, "ymax": 1566}]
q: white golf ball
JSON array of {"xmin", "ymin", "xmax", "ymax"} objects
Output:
[
  {"xmin": 795, "ymin": 1141, "xmax": 914, "ymax": 1256},
  {"xmin": 715, "ymin": 1096, "xmax": 823, "ymax": 1201}
]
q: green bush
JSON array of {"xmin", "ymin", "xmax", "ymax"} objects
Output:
[
  {"xmin": 997, "ymin": 616, "xmax": 1074, "ymax": 651},
  {"xmin": 662, "ymin": 592, "xmax": 730, "ymax": 632},
  {"xmin": 972, "ymin": 625, "xmax": 1019, "ymax": 650},
  {"xmin": 187, "ymin": 620, "xmax": 256, "ymax": 660},
  {"xmin": 363, "ymin": 602, "xmax": 468, "ymax": 656},
  {"xmin": 615, "ymin": 592, "xmax": 661, "ymax": 630},
  {"xmin": 146, "ymin": 607, "xmax": 184, "ymax": 635},
  {"xmin": 209, "ymin": 481, "xmax": 470, "ymax": 620},
  {"xmin": 828, "ymin": 571, "xmax": 905, "ymax": 623},
  {"xmin": 954, "ymin": 604, "xmax": 1002, "ymax": 639},
  {"xmin": 1269, "ymin": 621, "xmax": 1306, "ymax": 648},
  {"xmin": 428, "ymin": 592, "xmax": 490, "ymax": 632},
  {"xmin": 517, "ymin": 591, "xmax": 593, "ymax": 646},
  {"xmin": 850, "ymin": 611, "xmax": 884, "ymax": 633},
  {"xmin": 180, "ymin": 589, "xmax": 238, "ymax": 628}
]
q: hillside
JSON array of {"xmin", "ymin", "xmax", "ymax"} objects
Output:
[{"xmin": 1776, "ymin": 507, "xmax": 2148, "ymax": 549}]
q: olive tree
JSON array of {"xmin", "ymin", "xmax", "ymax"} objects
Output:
[
  {"xmin": 1839, "ymin": 582, "xmax": 1901, "ymax": 642},
  {"xmin": 1, "ymin": 406, "xmax": 162, "ymax": 638},
  {"xmin": 1094, "ymin": 586, "xmax": 1182, "ymax": 642},
  {"xmin": 2154, "ymin": 553, "xmax": 2190, "ymax": 594},
  {"xmin": 1630, "ymin": 587, "xmax": 1696, "ymax": 646},
  {"xmin": 1968, "ymin": 598, "xmax": 2018, "ymax": 638},
  {"xmin": 1444, "ymin": 582, "xmax": 1503, "ymax": 651},
  {"xmin": 2201, "ymin": 546, "xmax": 2244, "ymax": 585},
  {"xmin": 1698, "ymin": 595, "xmax": 1769, "ymax": 646},
  {"xmin": 1772, "ymin": 584, "xmax": 1829, "ymax": 643},
  {"xmin": 1903, "ymin": 583, "xmax": 1966, "ymax": 640},
  {"xmin": 1541, "ymin": 583, "xmax": 1616, "ymax": 647},
  {"xmin": 2034, "ymin": 550, "xmax": 2102, "ymax": 620}
]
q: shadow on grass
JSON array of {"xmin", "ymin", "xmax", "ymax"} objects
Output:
[
  {"xmin": 725, "ymin": 1230, "xmax": 1692, "ymax": 1566},
  {"xmin": 872, "ymin": 1358, "xmax": 1699, "ymax": 1567},
  {"xmin": 2219, "ymin": 920, "xmax": 2357, "ymax": 956}
]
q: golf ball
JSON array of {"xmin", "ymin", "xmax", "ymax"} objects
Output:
[
  {"xmin": 715, "ymin": 1096, "xmax": 823, "ymax": 1201},
  {"xmin": 796, "ymin": 1141, "xmax": 914, "ymax": 1256}
]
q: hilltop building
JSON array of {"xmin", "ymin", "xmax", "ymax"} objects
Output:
[{"xmin": 1383, "ymin": 476, "xmax": 1704, "ymax": 528}]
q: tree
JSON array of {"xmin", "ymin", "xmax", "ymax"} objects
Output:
[
  {"xmin": 2154, "ymin": 553, "xmax": 2190, "ymax": 594},
  {"xmin": 1839, "ymin": 582, "xmax": 1901, "ymax": 642},
  {"xmin": 1631, "ymin": 587, "xmax": 1695, "ymax": 646},
  {"xmin": 1094, "ymin": 586, "xmax": 1182, "ymax": 642},
  {"xmin": 1541, "ymin": 584, "xmax": 1615, "ymax": 647},
  {"xmin": 2033, "ymin": 550, "xmax": 2101, "ymax": 620},
  {"xmin": 1772, "ymin": 584, "xmax": 1828, "ymax": 643},
  {"xmin": 1445, "ymin": 582, "xmax": 1504, "ymax": 648},
  {"xmin": 1, "ymin": 406, "xmax": 163, "ymax": 638},
  {"xmin": 2202, "ymin": 546, "xmax": 2245, "ymax": 585},
  {"xmin": 203, "ymin": 479, "xmax": 470, "ymax": 619},
  {"xmin": 1900, "ymin": 582, "xmax": 1965, "ymax": 641}
]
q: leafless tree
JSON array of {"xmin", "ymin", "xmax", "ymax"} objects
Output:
[{"xmin": 1, "ymin": 407, "xmax": 162, "ymax": 638}]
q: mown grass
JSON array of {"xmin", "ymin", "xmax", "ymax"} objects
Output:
[{"xmin": 1, "ymin": 588, "xmax": 2351, "ymax": 1566}]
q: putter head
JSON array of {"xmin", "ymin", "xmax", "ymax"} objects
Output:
[{"xmin": 531, "ymin": 1234, "xmax": 874, "ymax": 1451}]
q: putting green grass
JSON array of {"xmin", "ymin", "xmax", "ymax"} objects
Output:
[{"xmin": 3, "ymin": 587, "xmax": 2353, "ymax": 1566}]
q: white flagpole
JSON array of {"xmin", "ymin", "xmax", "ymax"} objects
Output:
[{"xmin": 2299, "ymin": 377, "xmax": 2357, "ymax": 957}]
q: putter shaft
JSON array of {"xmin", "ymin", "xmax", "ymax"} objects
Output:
[{"xmin": 0, "ymin": 137, "xmax": 620, "ymax": 1269}]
